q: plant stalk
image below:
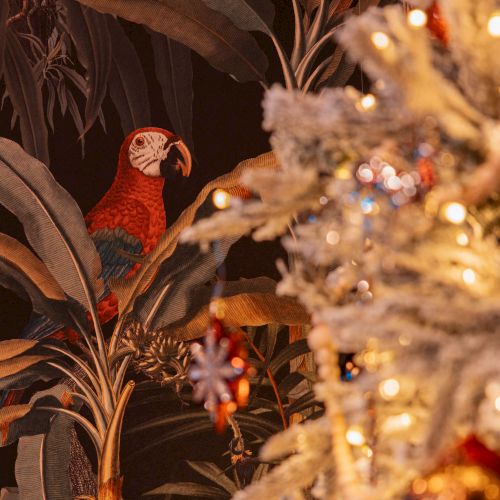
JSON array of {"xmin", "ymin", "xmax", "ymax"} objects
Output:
[{"xmin": 98, "ymin": 380, "xmax": 135, "ymax": 500}]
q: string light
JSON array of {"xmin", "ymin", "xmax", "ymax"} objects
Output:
[
  {"xmin": 212, "ymin": 189, "xmax": 231, "ymax": 209},
  {"xmin": 488, "ymin": 12, "xmax": 500, "ymax": 37},
  {"xmin": 359, "ymin": 93, "xmax": 376, "ymax": 111},
  {"xmin": 441, "ymin": 202, "xmax": 467, "ymax": 224},
  {"xmin": 346, "ymin": 426, "xmax": 365, "ymax": 446},
  {"xmin": 326, "ymin": 230, "xmax": 340, "ymax": 245},
  {"xmin": 379, "ymin": 378, "xmax": 400, "ymax": 399},
  {"xmin": 462, "ymin": 268, "xmax": 476, "ymax": 285},
  {"xmin": 407, "ymin": 9, "xmax": 428, "ymax": 28},
  {"xmin": 371, "ymin": 31, "xmax": 390, "ymax": 49},
  {"xmin": 456, "ymin": 232, "xmax": 469, "ymax": 246},
  {"xmin": 495, "ymin": 396, "xmax": 500, "ymax": 411}
]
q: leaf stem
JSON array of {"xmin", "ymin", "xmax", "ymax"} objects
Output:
[
  {"xmin": 242, "ymin": 331, "xmax": 288, "ymax": 430},
  {"xmin": 36, "ymin": 405, "xmax": 102, "ymax": 453}
]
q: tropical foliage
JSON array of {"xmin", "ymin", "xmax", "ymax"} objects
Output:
[{"xmin": 0, "ymin": 0, "xmax": 378, "ymax": 498}]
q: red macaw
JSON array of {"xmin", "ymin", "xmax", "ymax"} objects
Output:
[{"xmin": 1, "ymin": 127, "xmax": 192, "ymax": 406}]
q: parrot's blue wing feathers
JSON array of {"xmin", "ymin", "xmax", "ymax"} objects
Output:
[{"xmin": 91, "ymin": 227, "xmax": 143, "ymax": 295}]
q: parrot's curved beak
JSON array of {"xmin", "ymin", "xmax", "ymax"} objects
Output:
[{"xmin": 173, "ymin": 139, "xmax": 192, "ymax": 177}]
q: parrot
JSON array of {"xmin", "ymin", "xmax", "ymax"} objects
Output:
[{"xmin": 1, "ymin": 126, "xmax": 192, "ymax": 407}]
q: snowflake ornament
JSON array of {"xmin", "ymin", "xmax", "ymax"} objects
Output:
[{"xmin": 189, "ymin": 316, "xmax": 249, "ymax": 430}]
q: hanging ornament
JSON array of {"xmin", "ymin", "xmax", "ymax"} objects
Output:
[
  {"xmin": 408, "ymin": 435, "xmax": 500, "ymax": 498},
  {"xmin": 189, "ymin": 307, "xmax": 250, "ymax": 431},
  {"xmin": 426, "ymin": 2, "xmax": 449, "ymax": 45}
]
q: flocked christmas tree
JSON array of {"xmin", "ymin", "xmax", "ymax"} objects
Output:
[{"xmin": 183, "ymin": 0, "xmax": 500, "ymax": 498}]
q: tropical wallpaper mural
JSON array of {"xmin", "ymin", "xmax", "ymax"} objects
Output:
[{"xmin": 2, "ymin": 0, "xmax": 500, "ymax": 499}]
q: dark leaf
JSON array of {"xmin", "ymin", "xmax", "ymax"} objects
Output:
[
  {"xmin": 284, "ymin": 390, "xmax": 319, "ymax": 418},
  {"xmin": 317, "ymin": 52, "xmax": 356, "ymax": 89},
  {"xmin": 144, "ymin": 482, "xmax": 229, "ymax": 498},
  {"xmin": 75, "ymin": 0, "xmax": 268, "ymax": 83},
  {"xmin": 268, "ymin": 339, "xmax": 310, "ymax": 375},
  {"xmin": 150, "ymin": 31, "xmax": 193, "ymax": 152},
  {"xmin": 107, "ymin": 17, "xmax": 151, "ymax": 135},
  {"xmin": 57, "ymin": 77, "xmax": 68, "ymax": 116},
  {"xmin": 186, "ymin": 461, "xmax": 237, "ymax": 494},
  {"xmin": 4, "ymin": 29, "xmax": 49, "ymax": 165},
  {"xmin": 0, "ymin": 138, "xmax": 104, "ymax": 309},
  {"xmin": 200, "ymin": 0, "xmax": 275, "ymax": 34},
  {"xmin": 0, "ymin": 233, "xmax": 76, "ymax": 324},
  {"xmin": 133, "ymin": 194, "xmax": 240, "ymax": 331},
  {"xmin": 46, "ymin": 81, "xmax": 56, "ymax": 131},
  {"xmin": 0, "ymin": 1, "xmax": 8, "ymax": 79},
  {"xmin": 61, "ymin": 0, "xmax": 111, "ymax": 133},
  {"xmin": 13, "ymin": 384, "xmax": 81, "ymax": 499},
  {"xmin": 66, "ymin": 91, "xmax": 86, "ymax": 156}
]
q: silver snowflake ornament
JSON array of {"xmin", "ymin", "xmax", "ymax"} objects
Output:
[{"xmin": 188, "ymin": 327, "xmax": 243, "ymax": 414}]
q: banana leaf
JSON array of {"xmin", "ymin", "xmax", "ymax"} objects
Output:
[
  {"xmin": 108, "ymin": 17, "xmax": 151, "ymax": 135},
  {"xmin": 0, "ymin": 233, "xmax": 76, "ymax": 325},
  {"xmin": 0, "ymin": 2, "xmax": 7, "ymax": 80},
  {"xmin": 12, "ymin": 384, "xmax": 80, "ymax": 499},
  {"xmin": 61, "ymin": 0, "xmax": 111, "ymax": 133},
  {"xmin": 163, "ymin": 277, "xmax": 308, "ymax": 341},
  {"xmin": 110, "ymin": 151, "xmax": 279, "ymax": 318},
  {"xmin": 0, "ymin": 138, "xmax": 104, "ymax": 310},
  {"xmin": 75, "ymin": 0, "xmax": 268, "ymax": 83},
  {"xmin": 150, "ymin": 31, "xmax": 194, "ymax": 153},
  {"xmin": 4, "ymin": 30, "xmax": 49, "ymax": 165}
]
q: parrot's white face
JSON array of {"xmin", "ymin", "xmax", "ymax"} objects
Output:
[{"xmin": 128, "ymin": 131, "xmax": 171, "ymax": 177}]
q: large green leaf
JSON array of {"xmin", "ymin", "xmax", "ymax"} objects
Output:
[
  {"xmin": 108, "ymin": 17, "xmax": 151, "ymax": 135},
  {"xmin": 75, "ymin": 0, "xmax": 268, "ymax": 83},
  {"xmin": 61, "ymin": 0, "xmax": 111, "ymax": 133},
  {"xmin": 150, "ymin": 31, "xmax": 194, "ymax": 152},
  {"xmin": 4, "ymin": 29, "xmax": 49, "ymax": 165},
  {"xmin": 0, "ymin": 138, "xmax": 104, "ymax": 309}
]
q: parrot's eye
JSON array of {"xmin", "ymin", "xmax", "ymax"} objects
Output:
[{"xmin": 134, "ymin": 136, "xmax": 145, "ymax": 147}]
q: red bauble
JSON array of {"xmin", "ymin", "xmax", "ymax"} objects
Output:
[{"xmin": 426, "ymin": 2, "xmax": 449, "ymax": 46}]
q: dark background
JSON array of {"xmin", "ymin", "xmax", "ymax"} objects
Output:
[{"xmin": 0, "ymin": 1, "xmax": 299, "ymax": 495}]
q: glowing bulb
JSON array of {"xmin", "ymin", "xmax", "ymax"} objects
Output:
[
  {"xmin": 379, "ymin": 378, "xmax": 400, "ymax": 399},
  {"xmin": 360, "ymin": 93, "xmax": 376, "ymax": 110},
  {"xmin": 326, "ymin": 230, "xmax": 340, "ymax": 245},
  {"xmin": 462, "ymin": 268, "xmax": 476, "ymax": 285},
  {"xmin": 456, "ymin": 232, "xmax": 469, "ymax": 246},
  {"xmin": 335, "ymin": 166, "xmax": 352, "ymax": 179},
  {"xmin": 212, "ymin": 189, "xmax": 231, "ymax": 209},
  {"xmin": 494, "ymin": 396, "xmax": 500, "ymax": 411},
  {"xmin": 442, "ymin": 202, "xmax": 466, "ymax": 224},
  {"xmin": 371, "ymin": 31, "xmax": 390, "ymax": 49},
  {"xmin": 488, "ymin": 13, "xmax": 500, "ymax": 37},
  {"xmin": 407, "ymin": 9, "xmax": 428, "ymax": 28},
  {"xmin": 346, "ymin": 426, "xmax": 365, "ymax": 446}
]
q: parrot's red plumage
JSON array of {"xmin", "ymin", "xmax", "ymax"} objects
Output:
[
  {"xmin": 85, "ymin": 126, "xmax": 191, "ymax": 324},
  {"xmin": 1, "ymin": 127, "xmax": 192, "ymax": 407}
]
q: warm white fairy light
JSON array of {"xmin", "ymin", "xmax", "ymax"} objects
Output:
[
  {"xmin": 371, "ymin": 31, "xmax": 390, "ymax": 49},
  {"xmin": 442, "ymin": 202, "xmax": 467, "ymax": 224},
  {"xmin": 346, "ymin": 426, "xmax": 365, "ymax": 446},
  {"xmin": 212, "ymin": 189, "xmax": 231, "ymax": 209},
  {"xmin": 462, "ymin": 268, "xmax": 476, "ymax": 285},
  {"xmin": 360, "ymin": 93, "xmax": 376, "ymax": 111},
  {"xmin": 494, "ymin": 396, "xmax": 500, "ymax": 411},
  {"xmin": 379, "ymin": 378, "xmax": 400, "ymax": 399},
  {"xmin": 407, "ymin": 9, "xmax": 428, "ymax": 28},
  {"xmin": 326, "ymin": 230, "xmax": 340, "ymax": 245},
  {"xmin": 456, "ymin": 232, "xmax": 469, "ymax": 246},
  {"xmin": 488, "ymin": 12, "xmax": 500, "ymax": 37}
]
